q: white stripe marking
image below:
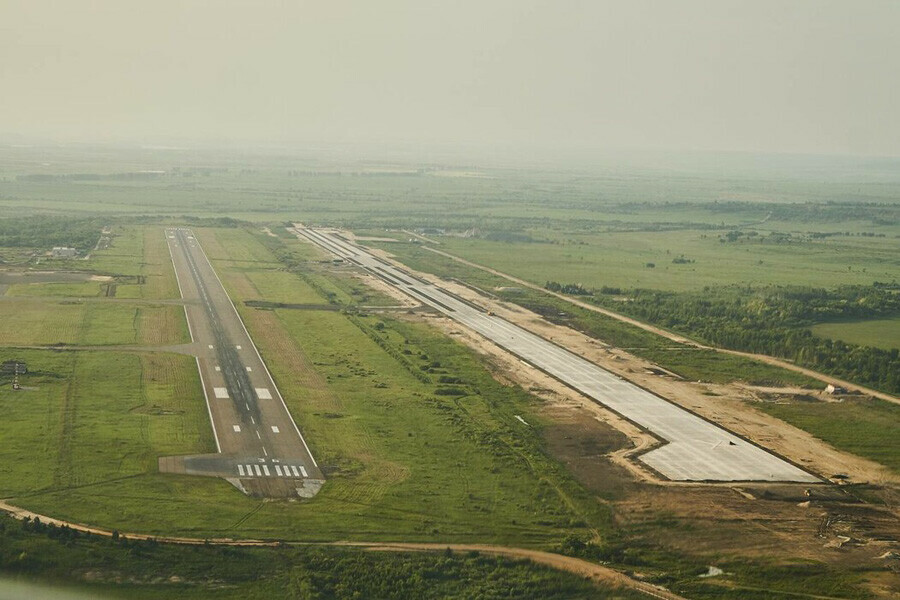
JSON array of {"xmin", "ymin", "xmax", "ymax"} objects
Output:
[
  {"xmin": 232, "ymin": 425, "xmax": 241, "ymax": 432},
  {"xmin": 236, "ymin": 345, "xmax": 242, "ymax": 350},
  {"xmin": 208, "ymin": 344, "xmax": 214, "ymax": 349},
  {"xmin": 271, "ymin": 426, "xmax": 280, "ymax": 433},
  {"xmin": 246, "ymin": 366, "xmax": 252, "ymax": 372},
  {"xmin": 275, "ymin": 465, "xmax": 283, "ymax": 476},
  {"xmin": 215, "ymin": 366, "xmax": 221, "ymax": 372},
  {"xmin": 254, "ymin": 464, "xmax": 262, "ymax": 476},
  {"xmin": 255, "ymin": 388, "xmax": 272, "ymax": 400},
  {"xmin": 290, "ymin": 466, "xmax": 300, "ymax": 477},
  {"xmin": 213, "ymin": 387, "xmax": 229, "ymax": 399},
  {"xmin": 237, "ymin": 464, "xmax": 245, "ymax": 476},
  {"xmin": 262, "ymin": 465, "xmax": 270, "ymax": 476},
  {"xmin": 246, "ymin": 464, "xmax": 254, "ymax": 476},
  {"xmin": 299, "ymin": 466, "xmax": 308, "ymax": 477}
]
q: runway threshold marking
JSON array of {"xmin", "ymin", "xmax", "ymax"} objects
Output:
[
  {"xmin": 237, "ymin": 464, "xmax": 245, "ymax": 476},
  {"xmin": 275, "ymin": 465, "xmax": 283, "ymax": 476},
  {"xmin": 299, "ymin": 466, "xmax": 308, "ymax": 477}
]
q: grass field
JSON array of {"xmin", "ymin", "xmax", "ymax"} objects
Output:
[
  {"xmin": 811, "ymin": 317, "xmax": 900, "ymax": 351},
  {"xmin": 760, "ymin": 397, "xmax": 900, "ymax": 474},
  {"xmin": 0, "ymin": 299, "xmax": 188, "ymax": 347},
  {"xmin": 0, "ymin": 348, "xmax": 212, "ymax": 498},
  {"xmin": 384, "ymin": 231, "xmax": 899, "ymax": 293}
]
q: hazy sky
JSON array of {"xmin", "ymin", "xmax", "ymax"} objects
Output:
[{"xmin": 2, "ymin": 1, "xmax": 899, "ymax": 156}]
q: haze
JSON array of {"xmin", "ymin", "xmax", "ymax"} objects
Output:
[{"xmin": 2, "ymin": 0, "xmax": 899, "ymax": 156}]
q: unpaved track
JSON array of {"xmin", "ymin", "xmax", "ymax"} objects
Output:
[
  {"xmin": 0, "ymin": 501, "xmax": 685, "ymax": 599},
  {"xmin": 420, "ymin": 245, "xmax": 899, "ymax": 406}
]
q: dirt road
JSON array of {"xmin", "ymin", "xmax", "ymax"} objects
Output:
[{"xmin": 0, "ymin": 500, "xmax": 685, "ymax": 599}]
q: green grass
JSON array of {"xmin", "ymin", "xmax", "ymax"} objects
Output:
[
  {"xmin": 0, "ymin": 299, "xmax": 188, "ymax": 347},
  {"xmin": 397, "ymin": 231, "xmax": 899, "ymax": 293},
  {"xmin": 638, "ymin": 348, "xmax": 820, "ymax": 387},
  {"xmin": 759, "ymin": 397, "xmax": 900, "ymax": 474},
  {"xmin": 4, "ymin": 281, "xmax": 103, "ymax": 297},
  {"xmin": 0, "ymin": 349, "xmax": 212, "ymax": 498},
  {"xmin": 811, "ymin": 317, "xmax": 900, "ymax": 351}
]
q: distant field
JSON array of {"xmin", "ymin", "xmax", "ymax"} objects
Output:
[
  {"xmin": 811, "ymin": 318, "xmax": 900, "ymax": 351},
  {"xmin": 398, "ymin": 231, "xmax": 899, "ymax": 293}
]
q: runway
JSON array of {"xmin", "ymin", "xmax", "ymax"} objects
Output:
[
  {"xmin": 294, "ymin": 226, "xmax": 818, "ymax": 483},
  {"xmin": 159, "ymin": 228, "xmax": 322, "ymax": 497}
]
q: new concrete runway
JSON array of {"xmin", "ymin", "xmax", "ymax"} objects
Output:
[
  {"xmin": 159, "ymin": 228, "xmax": 322, "ymax": 497},
  {"xmin": 295, "ymin": 226, "xmax": 818, "ymax": 483}
]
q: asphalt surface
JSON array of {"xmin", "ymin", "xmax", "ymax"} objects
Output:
[
  {"xmin": 294, "ymin": 226, "xmax": 819, "ymax": 483},
  {"xmin": 160, "ymin": 228, "xmax": 322, "ymax": 497}
]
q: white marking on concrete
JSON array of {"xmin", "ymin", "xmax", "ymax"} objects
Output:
[
  {"xmin": 208, "ymin": 344, "xmax": 214, "ymax": 349},
  {"xmin": 233, "ymin": 425, "xmax": 241, "ymax": 432},
  {"xmin": 250, "ymin": 416, "xmax": 255, "ymax": 424},
  {"xmin": 236, "ymin": 345, "xmax": 242, "ymax": 350},
  {"xmin": 213, "ymin": 387, "xmax": 229, "ymax": 399},
  {"xmin": 262, "ymin": 465, "xmax": 270, "ymax": 476},
  {"xmin": 256, "ymin": 430, "xmax": 261, "ymax": 439},
  {"xmin": 246, "ymin": 366, "xmax": 252, "ymax": 372},
  {"xmin": 237, "ymin": 464, "xmax": 245, "ymax": 476},
  {"xmin": 299, "ymin": 466, "xmax": 308, "ymax": 477},
  {"xmin": 255, "ymin": 388, "xmax": 272, "ymax": 400},
  {"xmin": 262, "ymin": 446, "xmax": 268, "ymax": 457},
  {"xmin": 271, "ymin": 426, "xmax": 280, "ymax": 433},
  {"xmin": 254, "ymin": 464, "xmax": 262, "ymax": 476},
  {"xmin": 215, "ymin": 366, "xmax": 221, "ymax": 372},
  {"xmin": 275, "ymin": 465, "xmax": 283, "ymax": 476},
  {"xmin": 290, "ymin": 466, "xmax": 300, "ymax": 477}
]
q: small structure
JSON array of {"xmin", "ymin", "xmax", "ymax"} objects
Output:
[
  {"xmin": 51, "ymin": 247, "xmax": 78, "ymax": 258},
  {"xmin": 825, "ymin": 384, "xmax": 848, "ymax": 395}
]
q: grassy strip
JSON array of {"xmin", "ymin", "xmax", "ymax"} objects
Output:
[{"xmin": 759, "ymin": 397, "xmax": 900, "ymax": 474}]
